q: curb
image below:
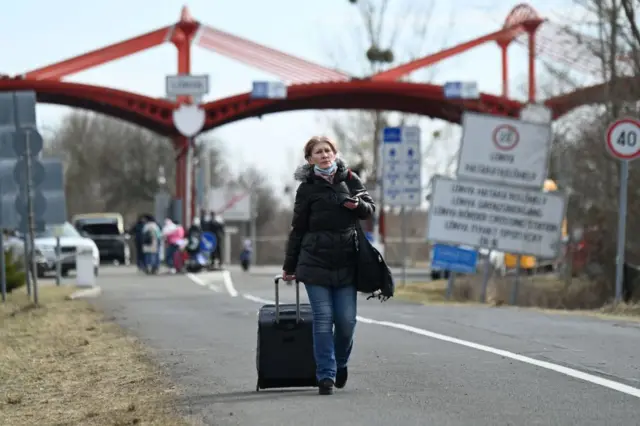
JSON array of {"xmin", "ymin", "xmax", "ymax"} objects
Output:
[{"xmin": 68, "ymin": 286, "xmax": 103, "ymax": 300}]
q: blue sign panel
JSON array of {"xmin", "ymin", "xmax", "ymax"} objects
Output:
[
  {"xmin": 250, "ymin": 81, "xmax": 287, "ymax": 99},
  {"xmin": 443, "ymin": 81, "xmax": 479, "ymax": 100},
  {"xmin": 383, "ymin": 127, "xmax": 402, "ymax": 143},
  {"xmin": 431, "ymin": 244, "xmax": 478, "ymax": 274},
  {"xmin": 443, "ymin": 82, "xmax": 462, "ymax": 99},
  {"xmin": 251, "ymin": 82, "xmax": 268, "ymax": 98},
  {"xmin": 382, "ymin": 126, "xmax": 421, "ymax": 206}
]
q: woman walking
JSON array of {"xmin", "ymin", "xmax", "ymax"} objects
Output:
[{"xmin": 282, "ymin": 135, "xmax": 375, "ymax": 395}]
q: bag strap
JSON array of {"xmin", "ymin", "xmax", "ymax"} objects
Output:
[{"xmin": 345, "ymin": 169, "xmax": 357, "ymax": 195}]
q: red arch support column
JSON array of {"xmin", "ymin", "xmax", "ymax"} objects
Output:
[
  {"xmin": 523, "ymin": 21, "xmax": 542, "ymax": 103},
  {"xmin": 174, "ymin": 136, "xmax": 189, "ymax": 222},
  {"xmin": 170, "ymin": 9, "xmax": 198, "ymax": 226},
  {"xmin": 499, "ymin": 41, "xmax": 510, "ymax": 98}
]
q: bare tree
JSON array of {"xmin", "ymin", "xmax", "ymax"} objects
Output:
[
  {"xmin": 45, "ymin": 111, "xmax": 227, "ymax": 224},
  {"xmin": 539, "ymin": 0, "xmax": 640, "ymax": 300},
  {"xmin": 232, "ymin": 167, "xmax": 281, "ymax": 232},
  {"xmin": 323, "ymin": 0, "xmax": 456, "ymax": 176}
]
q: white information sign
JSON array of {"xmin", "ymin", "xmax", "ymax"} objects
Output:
[
  {"xmin": 382, "ymin": 126, "xmax": 421, "ymax": 206},
  {"xmin": 172, "ymin": 104, "xmax": 205, "ymax": 137},
  {"xmin": 456, "ymin": 112, "xmax": 552, "ymax": 189},
  {"xmin": 426, "ymin": 176, "xmax": 566, "ymax": 258},
  {"xmin": 166, "ymin": 74, "xmax": 210, "ymax": 98},
  {"xmin": 207, "ymin": 188, "xmax": 251, "ymax": 222}
]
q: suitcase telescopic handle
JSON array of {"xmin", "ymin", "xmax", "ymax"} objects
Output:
[{"xmin": 274, "ymin": 275, "xmax": 301, "ymax": 324}]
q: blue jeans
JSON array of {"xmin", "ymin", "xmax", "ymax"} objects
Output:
[
  {"xmin": 143, "ymin": 252, "xmax": 159, "ymax": 270},
  {"xmin": 165, "ymin": 244, "xmax": 178, "ymax": 268},
  {"xmin": 304, "ymin": 284, "xmax": 358, "ymax": 382},
  {"xmin": 136, "ymin": 247, "xmax": 144, "ymax": 270}
]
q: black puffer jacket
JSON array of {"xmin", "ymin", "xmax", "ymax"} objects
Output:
[{"xmin": 283, "ymin": 159, "xmax": 375, "ymax": 287}]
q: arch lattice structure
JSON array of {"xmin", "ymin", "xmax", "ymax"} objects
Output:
[{"xmin": 1, "ymin": 3, "xmax": 634, "ymax": 222}]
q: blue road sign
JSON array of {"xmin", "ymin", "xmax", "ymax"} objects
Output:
[
  {"xmin": 443, "ymin": 82, "xmax": 462, "ymax": 98},
  {"xmin": 250, "ymin": 81, "xmax": 287, "ymax": 99},
  {"xmin": 201, "ymin": 232, "xmax": 217, "ymax": 252},
  {"xmin": 443, "ymin": 81, "xmax": 479, "ymax": 100},
  {"xmin": 382, "ymin": 126, "xmax": 421, "ymax": 207},
  {"xmin": 431, "ymin": 244, "xmax": 478, "ymax": 274},
  {"xmin": 251, "ymin": 82, "xmax": 268, "ymax": 98},
  {"xmin": 383, "ymin": 127, "xmax": 402, "ymax": 143}
]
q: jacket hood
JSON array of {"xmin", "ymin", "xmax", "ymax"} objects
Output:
[{"xmin": 293, "ymin": 157, "xmax": 348, "ymax": 182}]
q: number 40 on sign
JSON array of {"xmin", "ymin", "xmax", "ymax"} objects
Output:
[{"xmin": 606, "ymin": 118, "xmax": 640, "ymax": 161}]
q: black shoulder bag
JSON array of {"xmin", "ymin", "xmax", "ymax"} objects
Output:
[{"xmin": 345, "ymin": 170, "xmax": 395, "ymax": 302}]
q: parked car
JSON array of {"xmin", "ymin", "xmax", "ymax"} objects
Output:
[
  {"xmin": 72, "ymin": 213, "xmax": 130, "ymax": 265},
  {"xmin": 30, "ymin": 222, "xmax": 100, "ymax": 278}
]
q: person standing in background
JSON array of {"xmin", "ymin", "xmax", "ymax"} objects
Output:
[
  {"xmin": 201, "ymin": 210, "xmax": 215, "ymax": 267},
  {"xmin": 141, "ymin": 214, "xmax": 161, "ymax": 274},
  {"xmin": 162, "ymin": 218, "xmax": 185, "ymax": 273},
  {"xmin": 128, "ymin": 214, "xmax": 147, "ymax": 272},
  {"xmin": 240, "ymin": 238, "xmax": 252, "ymax": 271},
  {"xmin": 210, "ymin": 211, "xmax": 225, "ymax": 269}
]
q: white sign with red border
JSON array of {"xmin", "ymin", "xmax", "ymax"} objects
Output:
[
  {"xmin": 456, "ymin": 111, "xmax": 552, "ymax": 189},
  {"xmin": 606, "ymin": 118, "xmax": 640, "ymax": 161}
]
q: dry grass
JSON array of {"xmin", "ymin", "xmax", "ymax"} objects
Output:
[
  {"xmin": 395, "ymin": 274, "xmax": 640, "ymax": 320},
  {"xmin": 0, "ymin": 286, "xmax": 191, "ymax": 426}
]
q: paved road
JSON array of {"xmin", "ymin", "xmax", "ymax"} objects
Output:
[
  {"xmin": 94, "ymin": 266, "xmax": 640, "ymax": 426},
  {"xmin": 248, "ymin": 264, "xmax": 433, "ymax": 283}
]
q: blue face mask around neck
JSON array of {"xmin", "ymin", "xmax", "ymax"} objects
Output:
[{"xmin": 314, "ymin": 161, "xmax": 337, "ymax": 175}]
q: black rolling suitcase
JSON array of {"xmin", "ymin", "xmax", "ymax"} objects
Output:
[{"xmin": 255, "ymin": 276, "xmax": 317, "ymax": 391}]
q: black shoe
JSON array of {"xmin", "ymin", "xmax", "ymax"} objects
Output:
[
  {"xmin": 335, "ymin": 367, "xmax": 348, "ymax": 389},
  {"xmin": 318, "ymin": 378, "xmax": 334, "ymax": 395}
]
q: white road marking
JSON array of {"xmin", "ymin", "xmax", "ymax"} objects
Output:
[
  {"xmin": 242, "ymin": 294, "xmax": 273, "ymax": 304},
  {"xmin": 186, "ymin": 273, "xmax": 207, "ymax": 286},
  {"xmin": 240, "ymin": 292, "xmax": 640, "ymax": 400},
  {"xmin": 186, "ymin": 270, "xmax": 237, "ymax": 296},
  {"xmin": 222, "ymin": 270, "xmax": 238, "ymax": 297},
  {"xmin": 186, "ymin": 272, "xmax": 222, "ymax": 293}
]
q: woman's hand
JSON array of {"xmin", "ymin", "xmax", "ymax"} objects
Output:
[
  {"xmin": 343, "ymin": 199, "xmax": 359, "ymax": 210},
  {"xmin": 282, "ymin": 270, "xmax": 296, "ymax": 281}
]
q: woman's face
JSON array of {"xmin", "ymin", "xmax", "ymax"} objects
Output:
[{"xmin": 308, "ymin": 142, "xmax": 336, "ymax": 168}]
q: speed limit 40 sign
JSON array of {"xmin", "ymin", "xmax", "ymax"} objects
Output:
[
  {"xmin": 606, "ymin": 117, "xmax": 640, "ymax": 304},
  {"xmin": 606, "ymin": 118, "xmax": 640, "ymax": 160}
]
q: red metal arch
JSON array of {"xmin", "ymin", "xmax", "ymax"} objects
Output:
[
  {"xmin": 200, "ymin": 81, "xmax": 524, "ymax": 131},
  {"xmin": 0, "ymin": 77, "xmax": 631, "ymax": 136},
  {"xmin": 0, "ymin": 78, "xmax": 176, "ymax": 134},
  {"xmin": 503, "ymin": 3, "xmax": 542, "ymax": 28},
  {"xmin": 545, "ymin": 75, "xmax": 640, "ymax": 117}
]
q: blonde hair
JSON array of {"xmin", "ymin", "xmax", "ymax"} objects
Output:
[{"xmin": 303, "ymin": 136, "xmax": 338, "ymax": 159}]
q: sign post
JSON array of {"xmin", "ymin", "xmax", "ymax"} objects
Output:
[
  {"xmin": 166, "ymin": 75, "xmax": 209, "ymax": 103},
  {"xmin": 605, "ymin": 118, "xmax": 640, "ymax": 304},
  {"xmin": 382, "ymin": 126, "xmax": 421, "ymax": 285},
  {"xmin": 171, "ymin": 104, "xmax": 206, "ymax": 228},
  {"xmin": 427, "ymin": 111, "xmax": 556, "ymax": 305},
  {"xmin": 167, "ymin": 74, "xmax": 209, "ymax": 228},
  {"xmin": 456, "ymin": 112, "xmax": 552, "ymax": 188},
  {"xmin": 426, "ymin": 177, "xmax": 566, "ymax": 258}
]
